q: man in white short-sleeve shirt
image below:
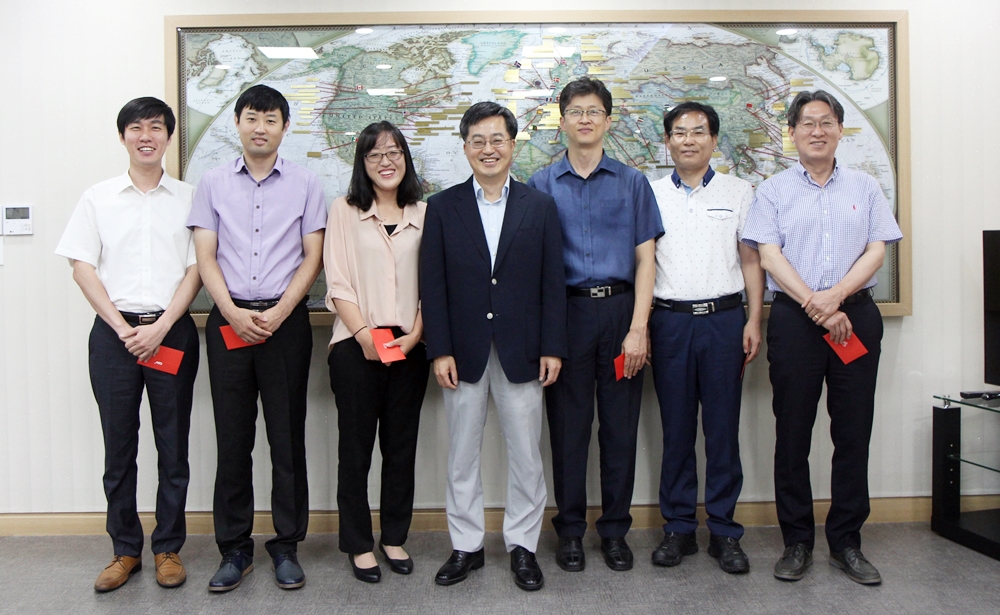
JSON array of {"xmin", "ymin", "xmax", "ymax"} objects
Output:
[
  {"xmin": 647, "ymin": 102, "xmax": 764, "ymax": 575},
  {"xmin": 55, "ymin": 97, "xmax": 202, "ymax": 593}
]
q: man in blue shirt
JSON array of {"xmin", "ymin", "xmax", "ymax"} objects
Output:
[
  {"xmin": 742, "ymin": 90, "xmax": 902, "ymax": 585},
  {"xmin": 529, "ymin": 77, "xmax": 663, "ymax": 572}
]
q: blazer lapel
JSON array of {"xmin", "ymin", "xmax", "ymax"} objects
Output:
[
  {"xmin": 454, "ymin": 176, "xmax": 491, "ymax": 265},
  {"xmin": 493, "ymin": 181, "xmax": 529, "ymax": 272}
]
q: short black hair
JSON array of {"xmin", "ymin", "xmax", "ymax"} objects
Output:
[
  {"xmin": 786, "ymin": 90, "xmax": 844, "ymax": 128},
  {"xmin": 558, "ymin": 77, "xmax": 613, "ymax": 117},
  {"xmin": 117, "ymin": 97, "xmax": 176, "ymax": 138},
  {"xmin": 234, "ymin": 84, "xmax": 290, "ymax": 125},
  {"xmin": 459, "ymin": 102, "xmax": 518, "ymax": 140},
  {"xmin": 663, "ymin": 102, "xmax": 720, "ymax": 137},
  {"xmin": 346, "ymin": 121, "xmax": 423, "ymax": 212}
]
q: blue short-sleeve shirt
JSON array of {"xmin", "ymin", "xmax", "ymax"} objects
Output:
[{"xmin": 529, "ymin": 153, "xmax": 663, "ymax": 287}]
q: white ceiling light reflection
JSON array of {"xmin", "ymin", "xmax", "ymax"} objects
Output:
[
  {"xmin": 375, "ymin": 64, "xmax": 392, "ymax": 70},
  {"xmin": 776, "ymin": 28, "xmax": 797, "ymax": 36},
  {"xmin": 257, "ymin": 47, "xmax": 318, "ymax": 59},
  {"xmin": 709, "ymin": 76, "xmax": 727, "ymax": 82},
  {"xmin": 356, "ymin": 28, "xmax": 373, "ymax": 34}
]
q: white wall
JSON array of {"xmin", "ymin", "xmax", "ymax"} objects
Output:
[{"xmin": 1, "ymin": 0, "xmax": 998, "ymax": 515}]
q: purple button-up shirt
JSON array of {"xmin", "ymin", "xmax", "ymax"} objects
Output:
[
  {"xmin": 741, "ymin": 162, "xmax": 902, "ymax": 292},
  {"xmin": 188, "ymin": 156, "xmax": 327, "ymax": 301}
]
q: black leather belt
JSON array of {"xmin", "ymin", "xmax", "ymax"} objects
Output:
[
  {"xmin": 233, "ymin": 298, "xmax": 281, "ymax": 311},
  {"xmin": 120, "ymin": 311, "xmax": 164, "ymax": 326},
  {"xmin": 568, "ymin": 282, "xmax": 632, "ymax": 298},
  {"xmin": 773, "ymin": 289, "xmax": 871, "ymax": 306},
  {"xmin": 653, "ymin": 293, "xmax": 742, "ymax": 315}
]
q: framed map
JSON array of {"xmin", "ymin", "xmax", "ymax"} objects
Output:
[{"xmin": 165, "ymin": 11, "xmax": 910, "ymax": 320}]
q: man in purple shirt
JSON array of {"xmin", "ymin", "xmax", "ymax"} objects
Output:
[
  {"xmin": 741, "ymin": 90, "xmax": 902, "ymax": 585},
  {"xmin": 188, "ymin": 84, "xmax": 327, "ymax": 592}
]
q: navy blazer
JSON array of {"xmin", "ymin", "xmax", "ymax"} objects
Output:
[{"xmin": 420, "ymin": 176, "xmax": 568, "ymax": 384}]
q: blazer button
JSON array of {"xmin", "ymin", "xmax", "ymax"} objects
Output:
[
  {"xmin": 487, "ymin": 313, "xmax": 494, "ymax": 320},
  {"xmin": 492, "ymin": 278, "xmax": 497, "ymax": 285}
]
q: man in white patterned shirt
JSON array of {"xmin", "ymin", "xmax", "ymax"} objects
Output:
[
  {"xmin": 648, "ymin": 102, "xmax": 764, "ymax": 575},
  {"xmin": 741, "ymin": 90, "xmax": 902, "ymax": 585}
]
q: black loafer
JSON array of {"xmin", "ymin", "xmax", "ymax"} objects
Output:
[
  {"xmin": 510, "ymin": 546, "xmax": 544, "ymax": 591},
  {"xmin": 829, "ymin": 547, "xmax": 881, "ymax": 585},
  {"xmin": 600, "ymin": 537, "xmax": 633, "ymax": 571},
  {"xmin": 434, "ymin": 549, "xmax": 485, "ymax": 586},
  {"xmin": 773, "ymin": 543, "xmax": 812, "ymax": 581},
  {"xmin": 208, "ymin": 550, "xmax": 253, "ymax": 592},
  {"xmin": 349, "ymin": 554, "xmax": 381, "ymax": 583},
  {"xmin": 379, "ymin": 541, "xmax": 414, "ymax": 575},
  {"xmin": 555, "ymin": 536, "xmax": 585, "ymax": 572},
  {"xmin": 651, "ymin": 532, "xmax": 698, "ymax": 567},
  {"xmin": 273, "ymin": 552, "xmax": 305, "ymax": 589},
  {"xmin": 707, "ymin": 535, "xmax": 749, "ymax": 574}
]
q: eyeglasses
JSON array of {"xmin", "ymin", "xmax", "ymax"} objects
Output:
[
  {"xmin": 795, "ymin": 119, "xmax": 839, "ymax": 132},
  {"xmin": 364, "ymin": 149, "xmax": 404, "ymax": 163},
  {"xmin": 669, "ymin": 128, "xmax": 711, "ymax": 140},
  {"xmin": 466, "ymin": 137, "xmax": 510, "ymax": 150},
  {"xmin": 563, "ymin": 108, "xmax": 608, "ymax": 119}
]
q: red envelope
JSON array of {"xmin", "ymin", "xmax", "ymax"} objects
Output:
[
  {"xmin": 614, "ymin": 353, "xmax": 626, "ymax": 381},
  {"xmin": 137, "ymin": 346, "xmax": 184, "ymax": 375},
  {"xmin": 220, "ymin": 324, "xmax": 266, "ymax": 350},
  {"xmin": 370, "ymin": 328, "xmax": 407, "ymax": 363},
  {"xmin": 823, "ymin": 333, "xmax": 868, "ymax": 364}
]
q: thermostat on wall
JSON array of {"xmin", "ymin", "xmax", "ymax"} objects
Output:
[{"xmin": 3, "ymin": 205, "xmax": 32, "ymax": 235}]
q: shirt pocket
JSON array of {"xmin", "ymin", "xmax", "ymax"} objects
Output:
[{"xmin": 704, "ymin": 207, "xmax": 737, "ymax": 221}]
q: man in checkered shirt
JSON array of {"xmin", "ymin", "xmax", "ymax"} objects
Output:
[{"xmin": 741, "ymin": 90, "xmax": 902, "ymax": 586}]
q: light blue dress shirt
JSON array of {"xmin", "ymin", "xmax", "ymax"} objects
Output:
[{"xmin": 472, "ymin": 175, "xmax": 510, "ymax": 271}]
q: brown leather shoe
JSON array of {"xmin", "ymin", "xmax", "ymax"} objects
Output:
[
  {"xmin": 94, "ymin": 555, "xmax": 142, "ymax": 592},
  {"xmin": 155, "ymin": 552, "xmax": 187, "ymax": 588}
]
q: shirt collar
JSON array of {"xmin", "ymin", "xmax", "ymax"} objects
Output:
[
  {"xmin": 795, "ymin": 159, "xmax": 841, "ymax": 185},
  {"xmin": 114, "ymin": 170, "xmax": 177, "ymax": 195},
  {"xmin": 553, "ymin": 150, "xmax": 617, "ymax": 179},
  {"xmin": 670, "ymin": 166, "xmax": 715, "ymax": 189},
  {"xmin": 359, "ymin": 200, "xmax": 424, "ymax": 230},
  {"xmin": 472, "ymin": 174, "xmax": 511, "ymax": 203},
  {"xmin": 234, "ymin": 155, "xmax": 283, "ymax": 179}
]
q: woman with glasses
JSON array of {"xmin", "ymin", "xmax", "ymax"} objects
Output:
[{"xmin": 324, "ymin": 121, "xmax": 428, "ymax": 583}]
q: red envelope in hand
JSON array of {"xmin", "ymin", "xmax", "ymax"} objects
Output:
[
  {"xmin": 220, "ymin": 324, "xmax": 265, "ymax": 350},
  {"xmin": 370, "ymin": 328, "xmax": 407, "ymax": 363},
  {"xmin": 137, "ymin": 346, "xmax": 184, "ymax": 375},
  {"xmin": 614, "ymin": 353, "xmax": 626, "ymax": 381},
  {"xmin": 823, "ymin": 333, "xmax": 868, "ymax": 364}
]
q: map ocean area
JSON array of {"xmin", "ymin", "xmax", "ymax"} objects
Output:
[{"xmin": 180, "ymin": 22, "xmax": 899, "ymax": 305}]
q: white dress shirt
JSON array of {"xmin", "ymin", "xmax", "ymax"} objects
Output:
[
  {"xmin": 473, "ymin": 175, "xmax": 510, "ymax": 270},
  {"xmin": 651, "ymin": 169, "xmax": 754, "ymax": 301},
  {"xmin": 56, "ymin": 172, "xmax": 196, "ymax": 312}
]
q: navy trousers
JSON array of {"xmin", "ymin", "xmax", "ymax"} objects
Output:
[
  {"xmin": 545, "ymin": 291, "xmax": 644, "ymax": 539},
  {"xmin": 206, "ymin": 301, "xmax": 312, "ymax": 558},
  {"xmin": 767, "ymin": 292, "xmax": 883, "ymax": 552},
  {"xmin": 649, "ymin": 304, "xmax": 746, "ymax": 539},
  {"xmin": 89, "ymin": 314, "xmax": 199, "ymax": 557}
]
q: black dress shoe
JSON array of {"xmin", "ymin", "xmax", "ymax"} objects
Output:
[
  {"xmin": 208, "ymin": 550, "xmax": 254, "ymax": 592},
  {"xmin": 829, "ymin": 547, "xmax": 881, "ymax": 585},
  {"xmin": 510, "ymin": 546, "xmax": 544, "ymax": 591},
  {"xmin": 378, "ymin": 541, "xmax": 414, "ymax": 575},
  {"xmin": 349, "ymin": 554, "xmax": 381, "ymax": 583},
  {"xmin": 600, "ymin": 537, "xmax": 633, "ymax": 571},
  {"xmin": 707, "ymin": 535, "xmax": 749, "ymax": 574},
  {"xmin": 651, "ymin": 532, "xmax": 698, "ymax": 567},
  {"xmin": 273, "ymin": 552, "xmax": 306, "ymax": 589},
  {"xmin": 773, "ymin": 543, "xmax": 812, "ymax": 581},
  {"xmin": 434, "ymin": 549, "xmax": 485, "ymax": 586},
  {"xmin": 555, "ymin": 536, "xmax": 585, "ymax": 572}
]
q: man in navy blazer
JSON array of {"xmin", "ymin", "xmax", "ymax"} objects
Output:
[{"xmin": 420, "ymin": 102, "xmax": 567, "ymax": 592}]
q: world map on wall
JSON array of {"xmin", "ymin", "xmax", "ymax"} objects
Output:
[{"xmin": 179, "ymin": 22, "xmax": 898, "ymax": 304}]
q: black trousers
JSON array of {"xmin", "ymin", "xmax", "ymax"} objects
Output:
[
  {"xmin": 767, "ymin": 293, "xmax": 883, "ymax": 552},
  {"xmin": 206, "ymin": 301, "xmax": 311, "ymax": 558},
  {"xmin": 328, "ymin": 333, "xmax": 428, "ymax": 554},
  {"xmin": 545, "ymin": 291, "xmax": 644, "ymax": 539},
  {"xmin": 89, "ymin": 314, "xmax": 199, "ymax": 557}
]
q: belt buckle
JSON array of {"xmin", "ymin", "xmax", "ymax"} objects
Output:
[
  {"xmin": 590, "ymin": 287, "xmax": 608, "ymax": 298},
  {"xmin": 138, "ymin": 314, "xmax": 157, "ymax": 325},
  {"xmin": 691, "ymin": 302, "xmax": 712, "ymax": 316}
]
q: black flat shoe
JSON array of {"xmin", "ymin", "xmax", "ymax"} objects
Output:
[
  {"xmin": 555, "ymin": 536, "xmax": 585, "ymax": 572},
  {"xmin": 349, "ymin": 554, "xmax": 381, "ymax": 583},
  {"xmin": 435, "ymin": 549, "xmax": 485, "ymax": 586},
  {"xmin": 510, "ymin": 546, "xmax": 543, "ymax": 591},
  {"xmin": 379, "ymin": 541, "xmax": 414, "ymax": 575}
]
